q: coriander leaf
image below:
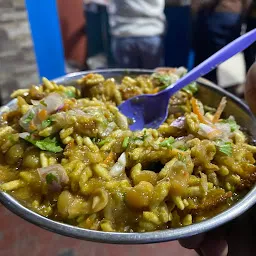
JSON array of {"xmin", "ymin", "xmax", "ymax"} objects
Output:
[
  {"xmin": 159, "ymin": 137, "xmax": 175, "ymax": 149},
  {"xmin": 46, "ymin": 173, "xmax": 58, "ymax": 184},
  {"xmin": 132, "ymin": 131, "xmax": 148, "ymax": 142},
  {"xmin": 221, "ymin": 119, "xmax": 239, "ymax": 132},
  {"xmin": 182, "ymin": 82, "xmax": 198, "ymax": 95},
  {"xmin": 35, "ymin": 137, "xmax": 63, "ymax": 153},
  {"xmin": 23, "ymin": 112, "xmax": 34, "ymax": 124},
  {"xmin": 42, "ymin": 118, "xmax": 52, "ymax": 129},
  {"xmin": 64, "ymin": 90, "xmax": 76, "ymax": 98},
  {"xmin": 40, "ymin": 100, "xmax": 47, "ymax": 107},
  {"xmin": 179, "ymin": 145, "xmax": 188, "ymax": 151},
  {"xmin": 24, "ymin": 136, "xmax": 63, "ymax": 153},
  {"xmin": 152, "ymin": 73, "xmax": 173, "ymax": 90},
  {"xmin": 98, "ymin": 138, "xmax": 110, "ymax": 147},
  {"xmin": 8, "ymin": 134, "xmax": 15, "ymax": 143},
  {"xmin": 177, "ymin": 153, "xmax": 186, "ymax": 162},
  {"xmin": 122, "ymin": 137, "xmax": 130, "ymax": 148},
  {"xmin": 91, "ymin": 137, "xmax": 98, "ymax": 143},
  {"xmin": 216, "ymin": 141, "xmax": 232, "ymax": 156}
]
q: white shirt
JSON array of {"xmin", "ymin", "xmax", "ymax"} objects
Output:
[{"xmin": 108, "ymin": 0, "xmax": 166, "ymax": 37}]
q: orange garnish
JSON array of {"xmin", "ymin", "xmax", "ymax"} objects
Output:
[
  {"xmin": 62, "ymin": 102, "xmax": 70, "ymax": 111},
  {"xmin": 152, "ymin": 87, "xmax": 159, "ymax": 94},
  {"xmin": 212, "ymin": 97, "xmax": 227, "ymax": 123},
  {"xmin": 29, "ymin": 121, "xmax": 36, "ymax": 131},
  {"xmin": 38, "ymin": 109, "xmax": 48, "ymax": 121},
  {"xmin": 191, "ymin": 97, "xmax": 208, "ymax": 124},
  {"xmin": 66, "ymin": 140, "xmax": 75, "ymax": 150},
  {"xmin": 103, "ymin": 151, "xmax": 115, "ymax": 165}
]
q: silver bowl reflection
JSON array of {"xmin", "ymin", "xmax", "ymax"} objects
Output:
[{"xmin": 0, "ymin": 69, "xmax": 256, "ymax": 244}]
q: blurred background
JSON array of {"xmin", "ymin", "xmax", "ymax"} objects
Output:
[
  {"xmin": 0, "ymin": 0, "xmax": 255, "ymax": 255},
  {"xmin": 0, "ymin": 0, "xmax": 254, "ymax": 105}
]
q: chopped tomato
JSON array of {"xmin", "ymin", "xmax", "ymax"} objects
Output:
[
  {"xmin": 191, "ymin": 98, "xmax": 207, "ymax": 123},
  {"xmin": 38, "ymin": 109, "xmax": 48, "ymax": 121},
  {"xmin": 29, "ymin": 121, "xmax": 37, "ymax": 131},
  {"xmin": 152, "ymin": 87, "xmax": 159, "ymax": 94},
  {"xmin": 103, "ymin": 151, "xmax": 115, "ymax": 165}
]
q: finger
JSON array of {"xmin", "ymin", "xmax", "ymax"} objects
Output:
[
  {"xmin": 179, "ymin": 233, "xmax": 205, "ymax": 249},
  {"xmin": 195, "ymin": 249, "xmax": 204, "ymax": 256},
  {"xmin": 200, "ymin": 238, "xmax": 228, "ymax": 256},
  {"xmin": 199, "ymin": 227, "xmax": 228, "ymax": 256},
  {"xmin": 245, "ymin": 62, "xmax": 256, "ymax": 114},
  {"xmin": 179, "ymin": 225, "xmax": 229, "ymax": 256}
]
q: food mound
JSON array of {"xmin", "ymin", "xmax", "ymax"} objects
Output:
[{"xmin": 0, "ymin": 68, "xmax": 255, "ymax": 233}]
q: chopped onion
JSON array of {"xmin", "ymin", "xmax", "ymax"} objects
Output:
[
  {"xmin": 198, "ymin": 123, "xmax": 215, "ymax": 135},
  {"xmin": 198, "ymin": 123, "xmax": 225, "ymax": 140},
  {"xmin": 19, "ymin": 132, "xmax": 30, "ymax": 139},
  {"xmin": 19, "ymin": 108, "xmax": 37, "ymax": 132},
  {"xmin": 215, "ymin": 123, "xmax": 231, "ymax": 134},
  {"xmin": 117, "ymin": 152, "xmax": 126, "ymax": 166},
  {"xmin": 56, "ymin": 104, "xmax": 64, "ymax": 112},
  {"xmin": 31, "ymin": 99, "xmax": 40, "ymax": 106},
  {"xmin": 19, "ymin": 93, "xmax": 64, "ymax": 132},
  {"xmin": 44, "ymin": 93, "xmax": 64, "ymax": 113},
  {"xmin": 109, "ymin": 152, "xmax": 127, "ymax": 177},
  {"xmin": 0, "ymin": 106, "xmax": 10, "ymax": 113},
  {"xmin": 170, "ymin": 116, "xmax": 186, "ymax": 129},
  {"xmin": 38, "ymin": 164, "xmax": 69, "ymax": 192},
  {"xmin": 215, "ymin": 123, "xmax": 232, "ymax": 141},
  {"xmin": 101, "ymin": 122, "xmax": 116, "ymax": 137}
]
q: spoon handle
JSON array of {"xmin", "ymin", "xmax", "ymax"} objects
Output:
[{"xmin": 163, "ymin": 28, "xmax": 256, "ymax": 97}]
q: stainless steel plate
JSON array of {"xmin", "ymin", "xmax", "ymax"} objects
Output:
[{"xmin": 0, "ymin": 69, "xmax": 256, "ymax": 244}]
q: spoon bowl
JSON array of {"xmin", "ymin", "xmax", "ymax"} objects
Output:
[{"xmin": 118, "ymin": 92, "xmax": 170, "ymax": 130}]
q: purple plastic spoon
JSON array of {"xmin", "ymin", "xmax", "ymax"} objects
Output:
[{"xmin": 118, "ymin": 28, "xmax": 256, "ymax": 131}]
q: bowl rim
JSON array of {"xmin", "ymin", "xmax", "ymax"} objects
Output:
[{"xmin": 0, "ymin": 68, "xmax": 256, "ymax": 244}]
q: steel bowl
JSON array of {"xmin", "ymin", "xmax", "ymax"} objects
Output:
[{"xmin": 0, "ymin": 69, "xmax": 256, "ymax": 244}]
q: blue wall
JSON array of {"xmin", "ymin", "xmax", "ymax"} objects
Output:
[{"xmin": 25, "ymin": 0, "xmax": 66, "ymax": 80}]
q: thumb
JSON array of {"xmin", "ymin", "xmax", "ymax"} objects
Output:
[
  {"xmin": 179, "ymin": 228, "xmax": 228, "ymax": 256},
  {"xmin": 199, "ymin": 228, "xmax": 228, "ymax": 256},
  {"xmin": 199, "ymin": 237, "xmax": 228, "ymax": 256}
]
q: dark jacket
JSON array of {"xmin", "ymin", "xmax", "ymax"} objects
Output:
[{"xmin": 197, "ymin": 0, "xmax": 252, "ymax": 13}]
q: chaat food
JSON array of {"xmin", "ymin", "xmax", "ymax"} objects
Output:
[{"xmin": 0, "ymin": 68, "xmax": 255, "ymax": 232}]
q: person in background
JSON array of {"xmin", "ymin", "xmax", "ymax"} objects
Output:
[
  {"xmin": 107, "ymin": 0, "xmax": 166, "ymax": 69},
  {"xmin": 193, "ymin": 0, "xmax": 252, "ymax": 84}
]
